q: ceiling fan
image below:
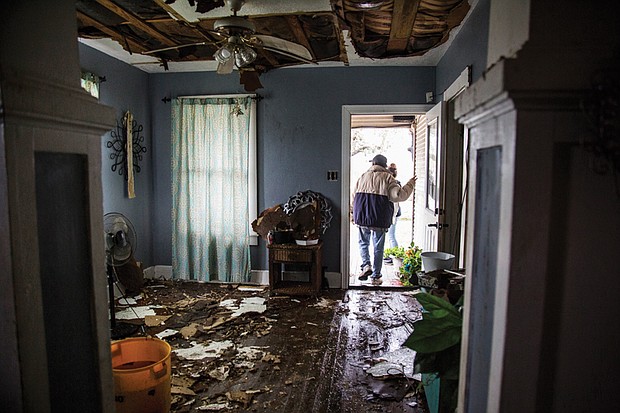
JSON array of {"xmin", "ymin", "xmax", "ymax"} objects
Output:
[{"xmin": 144, "ymin": 0, "xmax": 314, "ymax": 90}]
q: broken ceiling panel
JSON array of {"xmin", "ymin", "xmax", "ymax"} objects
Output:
[
  {"xmin": 332, "ymin": 0, "xmax": 470, "ymax": 59},
  {"xmin": 77, "ymin": 0, "xmax": 472, "ymax": 76}
]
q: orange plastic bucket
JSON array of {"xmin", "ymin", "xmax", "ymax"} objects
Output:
[{"xmin": 110, "ymin": 337, "xmax": 172, "ymax": 413}]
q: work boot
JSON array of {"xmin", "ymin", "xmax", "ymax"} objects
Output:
[{"xmin": 358, "ymin": 264, "xmax": 372, "ymax": 281}]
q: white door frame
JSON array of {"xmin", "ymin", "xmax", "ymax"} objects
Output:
[{"xmin": 340, "ymin": 104, "xmax": 432, "ymax": 289}]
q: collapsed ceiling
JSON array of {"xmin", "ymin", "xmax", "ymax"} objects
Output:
[{"xmin": 77, "ymin": 0, "xmax": 471, "ymax": 89}]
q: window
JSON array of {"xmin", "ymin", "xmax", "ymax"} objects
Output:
[
  {"xmin": 80, "ymin": 71, "xmax": 101, "ymax": 99},
  {"xmin": 171, "ymin": 95, "xmax": 257, "ymax": 282}
]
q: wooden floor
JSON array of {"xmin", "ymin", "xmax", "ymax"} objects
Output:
[{"xmin": 117, "ymin": 281, "xmax": 429, "ymax": 412}]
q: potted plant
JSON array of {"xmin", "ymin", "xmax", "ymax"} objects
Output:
[
  {"xmin": 384, "ymin": 245, "xmax": 406, "ymax": 267},
  {"xmin": 384, "ymin": 242, "xmax": 422, "ymax": 286},
  {"xmin": 405, "ymin": 292, "xmax": 463, "ymax": 413},
  {"xmin": 400, "ymin": 243, "xmax": 422, "ymax": 286}
]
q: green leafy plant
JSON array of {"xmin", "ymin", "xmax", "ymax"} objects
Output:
[
  {"xmin": 384, "ymin": 246, "xmax": 406, "ymax": 259},
  {"xmin": 386, "ymin": 242, "xmax": 422, "ymax": 286},
  {"xmin": 405, "ymin": 292, "xmax": 463, "ymax": 412},
  {"xmin": 401, "ymin": 243, "xmax": 422, "ymax": 276}
]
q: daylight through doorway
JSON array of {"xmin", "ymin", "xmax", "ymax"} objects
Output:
[{"xmin": 348, "ymin": 114, "xmax": 423, "ymax": 288}]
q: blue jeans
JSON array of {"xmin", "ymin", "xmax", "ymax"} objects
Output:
[
  {"xmin": 358, "ymin": 226, "xmax": 386, "ymax": 278},
  {"xmin": 387, "ymin": 217, "xmax": 398, "ymax": 249}
]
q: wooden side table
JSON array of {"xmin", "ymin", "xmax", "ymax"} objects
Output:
[{"xmin": 267, "ymin": 241, "xmax": 323, "ymax": 295}]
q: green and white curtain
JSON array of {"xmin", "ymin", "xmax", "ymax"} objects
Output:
[{"xmin": 171, "ymin": 97, "xmax": 252, "ymax": 282}]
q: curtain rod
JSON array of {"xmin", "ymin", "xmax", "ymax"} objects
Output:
[{"xmin": 162, "ymin": 93, "xmax": 263, "ymax": 103}]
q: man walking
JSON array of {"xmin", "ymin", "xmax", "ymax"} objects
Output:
[{"xmin": 352, "ymin": 154, "xmax": 416, "ymax": 285}]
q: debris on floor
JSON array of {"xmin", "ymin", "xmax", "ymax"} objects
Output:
[
  {"xmin": 114, "ymin": 280, "xmax": 429, "ymax": 412},
  {"xmin": 366, "ymin": 347, "xmax": 421, "ymax": 380}
]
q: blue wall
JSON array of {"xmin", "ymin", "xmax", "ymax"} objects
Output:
[
  {"xmin": 436, "ymin": 0, "xmax": 490, "ymax": 97},
  {"xmin": 149, "ymin": 66, "xmax": 435, "ymax": 271},
  {"xmin": 79, "ymin": 43, "xmax": 154, "ymax": 266}
]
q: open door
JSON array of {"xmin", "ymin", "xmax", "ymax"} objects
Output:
[
  {"xmin": 418, "ymin": 95, "xmax": 467, "ymax": 262},
  {"xmin": 420, "ymin": 101, "xmax": 446, "ymax": 252}
]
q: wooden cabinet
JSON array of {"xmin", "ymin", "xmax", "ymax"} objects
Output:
[{"xmin": 268, "ymin": 242, "xmax": 323, "ymax": 295}]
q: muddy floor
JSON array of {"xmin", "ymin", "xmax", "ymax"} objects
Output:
[{"xmin": 114, "ymin": 280, "xmax": 429, "ymax": 412}]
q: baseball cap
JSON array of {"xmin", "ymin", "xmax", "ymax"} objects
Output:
[{"xmin": 370, "ymin": 154, "xmax": 388, "ymax": 168}]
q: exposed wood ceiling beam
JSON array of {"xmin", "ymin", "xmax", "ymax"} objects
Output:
[
  {"xmin": 151, "ymin": 0, "xmax": 223, "ymax": 53},
  {"xmin": 259, "ymin": 48, "xmax": 280, "ymax": 66},
  {"xmin": 285, "ymin": 16, "xmax": 315, "ymax": 60},
  {"xmin": 152, "ymin": 0, "xmax": 189, "ymax": 24},
  {"xmin": 77, "ymin": 11, "xmax": 148, "ymax": 54},
  {"xmin": 95, "ymin": 0, "xmax": 178, "ymax": 47},
  {"xmin": 387, "ymin": 0, "xmax": 420, "ymax": 53}
]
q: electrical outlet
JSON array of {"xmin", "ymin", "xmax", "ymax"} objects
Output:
[{"xmin": 327, "ymin": 170, "xmax": 338, "ymax": 181}]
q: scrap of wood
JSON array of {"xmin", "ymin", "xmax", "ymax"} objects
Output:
[
  {"xmin": 171, "ymin": 386, "xmax": 196, "ymax": 396},
  {"xmin": 180, "ymin": 322, "xmax": 200, "ymax": 339},
  {"xmin": 172, "ymin": 376, "xmax": 196, "ymax": 388},
  {"xmin": 145, "ymin": 314, "xmax": 172, "ymax": 327},
  {"xmin": 203, "ymin": 316, "xmax": 235, "ymax": 332},
  {"xmin": 226, "ymin": 391, "xmax": 253, "ymax": 408}
]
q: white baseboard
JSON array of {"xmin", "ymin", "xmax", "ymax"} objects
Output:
[
  {"xmin": 144, "ymin": 267, "xmax": 342, "ymax": 288},
  {"xmin": 250, "ymin": 270, "xmax": 269, "ymax": 285},
  {"xmin": 143, "ymin": 265, "xmax": 172, "ymax": 280}
]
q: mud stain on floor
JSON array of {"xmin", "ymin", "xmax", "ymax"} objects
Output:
[{"xmin": 116, "ymin": 280, "xmax": 429, "ymax": 412}]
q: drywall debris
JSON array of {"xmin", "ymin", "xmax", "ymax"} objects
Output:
[
  {"xmin": 118, "ymin": 297, "xmax": 138, "ymax": 305},
  {"xmin": 208, "ymin": 365, "xmax": 230, "ymax": 381},
  {"xmin": 155, "ymin": 328, "xmax": 178, "ymax": 339},
  {"xmin": 366, "ymin": 347, "xmax": 420, "ymax": 380},
  {"xmin": 236, "ymin": 345, "xmax": 269, "ymax": 360},
  {"xmin": 311, "ymin": 297, "xmax": 333, "ymax": 309},
  {"xmin": 237, "ymin": 285, "xmax": 266, "ymax": 292},
  {"xmin": 173, "ymin": 340, "xmax": 234, "ymax": 360},
  {"xmin": 220, "ymin": 296, "xmax": 266, "ymax": 317},
  {"xmin": 196, "ymin": 402, "xmax": 231, "ymax": 411},
  {"xmin": 115, "ymin": 305, "xmax": 162, "ymax": 320}
]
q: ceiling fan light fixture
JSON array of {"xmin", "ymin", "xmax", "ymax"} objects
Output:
[
  {"xmin": 213, "ymin": 16, "xmax": 256, "ymax": 34},
  {"xmin": 234, "ymin": 44, "xmax": 257, "ymax": 67},
  {"xmin": 214, "ymin": 42, "xmax": 235, "ymax": 63}
]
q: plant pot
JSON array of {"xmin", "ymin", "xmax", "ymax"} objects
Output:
[
  {"xmin": 422, "ymin": 373, "xmax": 440, "ymax": 413},
  {"xmin": 391, "ymin": 256, "xmax": 403, "ymax": 269}
]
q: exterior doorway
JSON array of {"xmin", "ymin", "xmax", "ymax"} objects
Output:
[
  {"xmin": 341, "ymin": 105, "xmax": 432, "ymax": 289},
  {"xmin": 348, "ymin": 115, "xmax": 420, "ymax": 287},
  {"xmin": 341, "ymin": 70, "xmax": 470, "ymax": 289}
]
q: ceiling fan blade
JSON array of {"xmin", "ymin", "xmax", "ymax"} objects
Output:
[
  {"xmin": 217, "ymin": 58, "xmax": 234, "ymax": 74},
  {"xmin": 142, "ymin": 41, "xmax": 217, "ymax": 55},
  {"xmin": 254, "ymin": 35, "xmax": 313, "ymax": 63}
]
